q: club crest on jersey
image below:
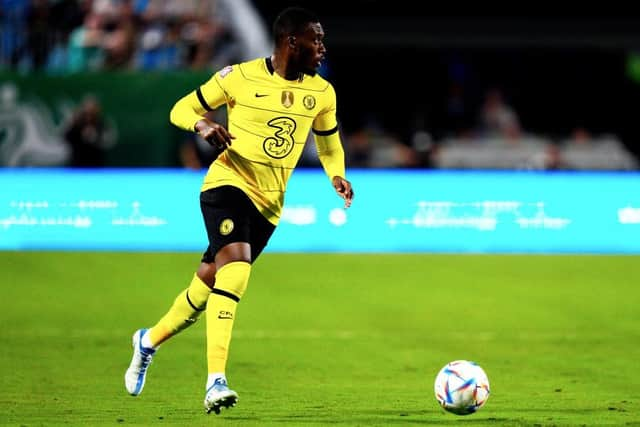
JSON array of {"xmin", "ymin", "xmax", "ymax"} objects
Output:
[
  {"xmin": 219, "ymin": 65, "xmax": 233, "ymax": 78},
  {"xmin": 303, "ymin": 95, "xmax": 316, "ymax": 110},
  {"xmin": 281, "ymin": 91, "xmax": 294, "ymax": 108},
  {"xmin": 219, "ymin": 218, "xmax": 234, "ymax": 235}
]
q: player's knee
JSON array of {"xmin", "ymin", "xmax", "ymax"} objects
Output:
[
  {"xmin": 196, "ymin": 262, "xmax": 216, "ymax": 288},
  {"xmin": 213, "ymin": 261, "xmax": 251, "ymax": 300}
]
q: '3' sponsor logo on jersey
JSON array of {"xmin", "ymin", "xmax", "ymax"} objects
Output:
[{"xmin": 263, "ymin": 117, "xmax": 296, "ymax": 159}]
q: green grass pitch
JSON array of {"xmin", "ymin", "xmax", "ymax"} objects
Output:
[{"xmin": 1, "ymin": 252, "xmax": 639, "ymax": 426}]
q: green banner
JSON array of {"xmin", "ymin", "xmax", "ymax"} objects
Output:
[{"xmin": 1, "ymin": 71, "xmax": 211, "ymax": 167}]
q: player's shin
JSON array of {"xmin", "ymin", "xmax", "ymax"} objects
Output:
[
  {"xmin": 147, "ymin": 273, "xmax": 212, "ymax": 347},
  {"xmin": 206, "ymin": 261, "xmax": 250, "ymax": 374}
]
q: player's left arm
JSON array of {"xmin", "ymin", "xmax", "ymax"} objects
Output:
[
  {"xmin": 313, "ymin": 129, "xmax": 354, "ymax": 208},
  {"xmin": 313, "ymin": 85, "xmax": 354, "ymax": 208}
]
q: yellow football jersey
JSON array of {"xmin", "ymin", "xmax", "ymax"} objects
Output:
[{"xmin": 195, "ymin": 57, "xmax": 340, "ymax": 225}]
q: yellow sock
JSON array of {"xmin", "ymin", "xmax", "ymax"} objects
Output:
[
  {"xmin": 147, "ymin": 273, "xmax": 211, "ymax": 347},
  {"xmin": 206, "ymin": 261, "xmax": 251, "ymax": 374}
]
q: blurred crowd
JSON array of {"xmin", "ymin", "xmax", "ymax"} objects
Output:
[
  {"xmin": 0, "ymin": 0, "xmax": 269, "ymax": 72},
  {"xmin": 1, "ymin": 1, "xmax": 638, "ymax": 170},
  {"xmin": 324, "ymin": 87, "xmax": 639, "ymax": 172}
]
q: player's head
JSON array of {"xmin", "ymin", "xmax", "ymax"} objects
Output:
[{"xmin": 273, "ymin": 6, "xmax": 325, "ymax": 75}]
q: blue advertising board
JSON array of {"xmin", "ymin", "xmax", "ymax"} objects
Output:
[{"xmin": 1, "ymin": 168, "xmax": 639, "ymax": 253}]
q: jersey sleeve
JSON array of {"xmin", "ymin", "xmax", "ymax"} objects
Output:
[
  {"xmin": 312, "ymin": 83, "xmax": 338, "ymax": 133},
  {"xmin": 312, "ymin": 84, "xmax": 345, "ymax": 180},
  {"xmin": 169, "ymin": 66, "xmax": 234, "ymax": 132},
  {"xmin": 313, "ymin": 129, "xmax": 345, "ymax": 180},
  {"xmin": 199, "ymin": 66, "xmax": 235, "ymax": 110}
]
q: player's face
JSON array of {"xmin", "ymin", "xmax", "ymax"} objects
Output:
[{"xmin": 295, "ymin": 22, "xmax": 326, "ymax": 74}]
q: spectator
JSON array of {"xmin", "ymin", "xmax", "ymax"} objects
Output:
[
  {"xmin": 63, "ymin": 94, "xmax": 117, "ymax": 167},
  {"xmin": 477, "ymin": 87, "xmax": 522, "ymax": 142},
  {"xmin": 102, "ymin": 4, "xmax": 136, "ymax": 69},
  {"xmin": 557, "ymin": 127, "xmax": 638, "ymax": 171},
  {"xmin": 344, "ymin": 117, "xmax": 419, "ymax": 168},
  {"xmin": 66, "ymin": 13, "xmax": 105, "ymax": 71},
  {"xmin": 135, "ymin": 17, "xmax": 182, "ymax": 70},
  {"xmin": 45, "ymin": 0, "xmax": 90, "ymax": 72}
]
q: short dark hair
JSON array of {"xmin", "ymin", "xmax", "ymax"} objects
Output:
[{"xmin": 272, "ymin": 7, "xmax": 319, "ymax": 44}]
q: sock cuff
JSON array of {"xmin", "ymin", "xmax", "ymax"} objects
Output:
[
  {"xmin": 187, "ymin": 274, "xmax": 212, "ymax": 310},
  {"xmin": 213, "ymin": 261, "xmax": 251, "ymax": 300},
  {"xmin": 191, "ymin": 273, "xmax": 212, "ymax": 293}
]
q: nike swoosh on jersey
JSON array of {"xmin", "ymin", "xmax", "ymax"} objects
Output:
[{"xmin": 255, "ymin": 93, "xmax": 269, "ymax": 97}]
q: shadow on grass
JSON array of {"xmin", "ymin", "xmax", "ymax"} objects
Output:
[{"xmin": 242, "ymin": 410, "xmax": 513, "ymax": 425}]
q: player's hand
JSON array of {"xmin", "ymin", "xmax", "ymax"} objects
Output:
[
  {"xmin": 195, "ymin": 119, "xmax": 235, "ymax": 151},
  {"xmin": 332, "ymin": 176, "xmax": 354, "ymax": 209}
]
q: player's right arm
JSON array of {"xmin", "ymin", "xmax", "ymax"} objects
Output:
[{"xmin": 169, "ymin": 73, "xmax": 235, "ymax": 150}]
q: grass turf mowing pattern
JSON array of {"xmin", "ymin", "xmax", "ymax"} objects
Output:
[{"xmin": 0, "ymin": 252, "xmax": 638, "ymax": 426}]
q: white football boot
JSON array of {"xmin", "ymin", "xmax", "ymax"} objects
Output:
[
  {"xmin": 124, "ymin": 328, "xmax": 156, "ymax": 396},
  {"xmin": 204, "ymin": 377, "xmax": 238, "ymax": 414}
]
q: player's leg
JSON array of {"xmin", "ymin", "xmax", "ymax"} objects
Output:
[
  {"xmin": 199, "ymin": 186, "xmax": 250, "ymax": 413},
  {"xmin": 125, "ymin": 255, "xmax": 216, "ymax": 396},
  {"xmin": 146, "ymin": 258, "xmax": 216, "ymax": 347},
  {"xmin": 200, "ymin": 186, "xmax": 275, "ymax": 414},
  {"xmin": 204, "ymin": 242, "xmax": 251, "ymax": 414}
]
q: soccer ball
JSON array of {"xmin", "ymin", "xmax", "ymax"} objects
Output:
[{"xmin": 434, "ymin": 360, "xmax": 490, "ymax": 415}]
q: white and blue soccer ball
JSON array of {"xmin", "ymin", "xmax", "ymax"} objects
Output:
[{"xmin": 434, "ymin": 360, "xmax": 490, "ymax": 415}]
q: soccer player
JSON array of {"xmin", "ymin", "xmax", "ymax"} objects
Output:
[{"xmin": 124, "ymin": 6, "xmax": 354, "ymax": 415}]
